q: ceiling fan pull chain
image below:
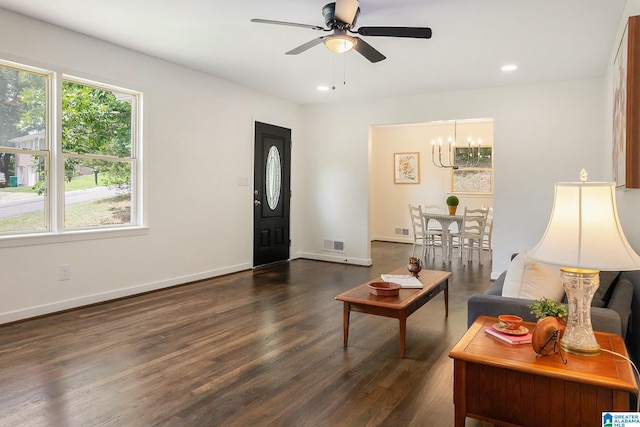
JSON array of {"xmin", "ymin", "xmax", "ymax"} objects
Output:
[
  {"xmin": 332, "ymin": 54, "xmax": 336, "ymax": 90},
  {"xmin": 343, "ymin": 54, "xmax": 347, "ymax": 86}
]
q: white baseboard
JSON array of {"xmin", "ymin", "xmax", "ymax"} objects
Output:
[
  {"xmin": 0, "ymin": 262, "xmax": 252, "ymax": 325},
  {"xmin": 370, "ymin": 236, "xmax": 413, "ymax": 244},
  {"xmin": 293, "ymin": 252, "xmax": 372, "ymax": 266}
]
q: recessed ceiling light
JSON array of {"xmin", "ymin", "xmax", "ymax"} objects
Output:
[
  {"xmin": 501, "ymin": 64, "xmax": 518, "ymax": 72},
  {"xmin": 317, "ymin": 85, "xmax": 330, "ymax": 91}
]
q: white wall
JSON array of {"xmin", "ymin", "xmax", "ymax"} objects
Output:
[
  {"xmin": 0, "ymin": 9, "xmax": 301, "ymax": 323},
  {"xmin": 298, "ymin": 79, "xmax": 606, "ymax": 277},
  {"xmin": 369, "ymin": 120, "xmax": 493, "ymax": 243}
]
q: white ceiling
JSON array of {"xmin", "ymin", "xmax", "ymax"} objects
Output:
[{"xmin": 0, "ymin": 0, "xmax": 627, "ymax": 105}]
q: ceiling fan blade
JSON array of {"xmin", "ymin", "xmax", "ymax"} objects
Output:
[
  {"xmin": 286, "ymin": 36, "xmax": 329, "ymax": 55},
  {"xmin": 335, "ymin": 0, "xmax": 360, "ymax": 25},
  {"xmin": 352, "ymin": 37, "xmax": 386, "ymax": 63},
  {"xmin": 357, "ymin": 26, "xmax": 432, "ymax": 39},
  {"xmin": 251, "ymin": 18, "xmax": 325, "ymax": 31}
]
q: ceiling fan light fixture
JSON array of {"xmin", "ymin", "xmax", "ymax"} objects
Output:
[{"xmin": 324, "ymin": 35, "xmax": 355, "ymax": 54}]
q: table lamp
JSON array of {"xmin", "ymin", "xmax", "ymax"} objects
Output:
[{"xmin": 528, "ymin": 170, "xmax": 640, "ymax": 356}]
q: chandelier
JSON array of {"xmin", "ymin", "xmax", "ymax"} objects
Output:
[{"xmin": 431, "ymin": 121, "xmax": 483, "ymax": 169}]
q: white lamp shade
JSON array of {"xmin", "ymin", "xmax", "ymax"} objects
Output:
[{"xmin": 528, "ymin": 182, "xmax": 640, "ymax": 271}]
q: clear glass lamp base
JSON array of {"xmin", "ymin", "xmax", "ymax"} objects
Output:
[{"xmin": 560, "ymin": 267, "xmax": 601, "ymax": 356}]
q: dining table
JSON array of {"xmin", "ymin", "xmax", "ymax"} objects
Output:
[{"xmin": 422, "ymin": 212, "xmax": 463, "ymax": 261}]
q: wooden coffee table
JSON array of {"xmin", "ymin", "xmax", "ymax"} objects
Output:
[
  {"xmin": 335, "ymin": 267, "xmax": 451, "ymax": 357},
  {"xmin": 449, "ymin": 316, "xmax": 638, "ymax": 427}
]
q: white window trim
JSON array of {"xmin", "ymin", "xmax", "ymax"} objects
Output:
[{"xmin": 0, "ymin": 226, "xmax": 150, "ymax": 248}]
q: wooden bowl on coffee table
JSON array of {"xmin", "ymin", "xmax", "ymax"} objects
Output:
[{"xmin": 368, "ymin": 282, "xmax": 401, "ymax": 296}]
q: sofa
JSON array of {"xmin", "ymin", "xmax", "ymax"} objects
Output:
[{"xmin": 467, "ymin": 254, "xmax": 640, "ymax": 366}]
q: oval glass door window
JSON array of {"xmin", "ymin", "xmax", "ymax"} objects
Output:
[{"xmin": 265, "ymin": 145, "xmax": 282, "ymax": 210}]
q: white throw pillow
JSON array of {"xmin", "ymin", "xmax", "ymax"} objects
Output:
[{"xmin": 501, "ymin": 251, "xmax": 564, "ymax": 302}]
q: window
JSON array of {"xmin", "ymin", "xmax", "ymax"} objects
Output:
[
  {"xmin": 0, "ymin": 63, "xmax": 48, "ymax": 233},
  {"xmin": 451, "ymin": 146, "xmax": 493, "ymax": 193},
  {"xmin": 0, "ymin": 60, "xmax": 142, "ymax": 238},
  {"xmin": 62, "ymin": 79, "xmax": 137, "ymax": 229}
]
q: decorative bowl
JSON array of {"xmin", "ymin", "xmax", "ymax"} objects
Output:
[
  {"xmin": 532, "ymin": 316, "xmax": 563, "ymax": 356},
  {"xmin": 368, "ymin": 282, "xmax": 401, "ymax": 296}
]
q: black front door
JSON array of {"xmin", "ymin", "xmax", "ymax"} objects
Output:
[{"xmin": 253, "ymin": 122, "xmax": 291, "ymax": 267}]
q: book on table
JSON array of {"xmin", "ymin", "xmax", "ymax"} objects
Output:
[
  {"xmin": 380, "ymin": 274, "xmax": 423, "ymax": 288},
  {"xmin": 485, "ymin": 326, "xmax": 532, "ymax": 345}
]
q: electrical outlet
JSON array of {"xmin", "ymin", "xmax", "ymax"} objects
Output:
[{"xmin": 59, "ymin": 264, "xmax": 71, "ymax": 281}]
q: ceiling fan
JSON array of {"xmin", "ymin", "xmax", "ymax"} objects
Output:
[{"xmin": 251, "ymin": 0, "xmax": 432, "ymax": 63}]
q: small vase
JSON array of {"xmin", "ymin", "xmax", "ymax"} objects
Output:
[
  {"xmin": 448, "ymin": 206, "xmax": 457, "ymax": 215},
  {"xmin": 407, "ymin": 257, "xmax": 422, "ymax": 277}
]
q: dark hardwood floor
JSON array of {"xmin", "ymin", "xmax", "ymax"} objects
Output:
[{"xmin": 0, "ymin": 242, "xmax": 495, "ymax": 426}]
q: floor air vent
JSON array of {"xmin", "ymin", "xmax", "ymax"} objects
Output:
[
  {"xmin": 324, "ymin": 239, "xmax": 346, "ymax": 253},
  {"xmin": 395, "ymin": 227, "xmax": 410, "ymax": 236}
]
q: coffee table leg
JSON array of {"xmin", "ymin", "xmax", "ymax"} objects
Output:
[
  {"xmin": 399, "ymin": 313, "xmax": 407, "ymax": 357},
  {"xmin": 343, "ymin": 302, "xmax": 350, "ymax": 347}
]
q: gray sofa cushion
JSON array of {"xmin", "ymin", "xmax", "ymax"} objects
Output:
[
  {"xmin": 608, "ymin": 277, "xmax": 633, "ymax": 336},
  {"xmin": 592, "ymin": 271, "xmax": 621, "ymax": 308},
  {"xmin": 486, "ymin": 271, "xmax": 505, "ymax": 296}
]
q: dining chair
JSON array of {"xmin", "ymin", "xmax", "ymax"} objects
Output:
[
  {"xmin": 409, "ymin": 204, "xmax": 426, "ymax": 258},
  {"xmin": 423, "ymin": 204, "xmax": 445, "ymax": 214},
  {"xmin": 448, "ymin": 207, "xmax": 488, "ymax": 264},
  {"xmin": 422, "ymin": 204, "xmax": 444, "ymax": 258},
  {"xmin": 482, "ymin": 206, "xmax": 493, "ymax": 260},
  {"xmin": 409, "ymin": 204, "xmax": 443, "ymax": 259}
]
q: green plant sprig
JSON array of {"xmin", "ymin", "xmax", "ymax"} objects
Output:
[{"xmin": 528, "ymin": 297, "xmax": 567, "ymax": 319}]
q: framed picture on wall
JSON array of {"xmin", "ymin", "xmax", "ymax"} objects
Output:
[
  {"xmin": 613, "ymin": 19, "xmax": 629, "ymax": 187},
  {"xmin": 394, "ymin": 152, "xmax": 420, "ymax": 184},
  {"xmin": 613, "ymin": 15, "xmax": 640, "ymax": 189}
]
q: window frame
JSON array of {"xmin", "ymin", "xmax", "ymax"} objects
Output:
[
  {"xmin": 0, "ymin": 59, "xmax": 146, "ymax": 248},
  {"xmin": 450, "ymin": 145, "xmax": 494, "ymax": 194}
]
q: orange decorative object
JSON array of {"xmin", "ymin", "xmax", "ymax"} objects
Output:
[
  {"xmin": 532, "ymin": 316, "xmax": 563, "ymax": 355},
  {"xmin": 498, "ymin": 314, "xmax": 523, "ymax": 330},
  {"xmin": 368, "ymin": 282, "xmax": 401, "ymax": 296}
]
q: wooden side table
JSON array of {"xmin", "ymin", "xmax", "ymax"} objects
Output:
[{"xmin": 449, "ymin": 316, "xmax": 638, "ymax": 427}]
